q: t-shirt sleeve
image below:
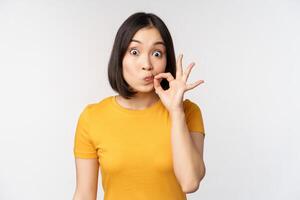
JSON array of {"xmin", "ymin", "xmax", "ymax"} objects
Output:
[
  {"xmin": 184, "ymin": 100, "xmax": 205, "ymax": 136},
  {"xmin": 73, "ymin": 105, "xmax": 98, "ymax": 159}
]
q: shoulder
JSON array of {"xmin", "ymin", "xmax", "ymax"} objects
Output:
[
  {"xmin": 183, "ymin": 98, "xmax": 201, "ymax": 113},
  {"xmin": 80, "ymin": 96, "xmax": 114, "ymax": 117}
]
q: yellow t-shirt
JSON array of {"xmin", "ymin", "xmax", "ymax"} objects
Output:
[{"xmin": 73, "ymin": 95, "xmax": 205, "ymax": 200}]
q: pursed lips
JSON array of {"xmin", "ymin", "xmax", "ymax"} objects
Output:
[{"xmin": 143, "ymin": 75, "xmax": 154, "ymax": 82}]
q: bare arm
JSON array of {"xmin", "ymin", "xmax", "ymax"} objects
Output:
[
  {"xmin": 73, "ymin": 158, "xmax": 99, "ymax": 200},
  {"xmin": 170, "ymin": 110, "xmax": 206, "ymax": 194}
]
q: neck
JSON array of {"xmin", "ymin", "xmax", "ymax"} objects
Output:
[{"xmin": 115, "ymin": 92, "xmax": 160, "ymax": 110}]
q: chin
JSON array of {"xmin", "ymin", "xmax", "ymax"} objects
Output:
[{"xmin": 133, "ymin": 84, "xmax": 155, "ymax": 93}]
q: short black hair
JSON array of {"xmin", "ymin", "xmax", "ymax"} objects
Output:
[{"xmin": 107, "ymin": 12, "xmax": 176, "ymax": 99}]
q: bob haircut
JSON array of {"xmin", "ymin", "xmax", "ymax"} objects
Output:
[{"xmin": 108, "ymin": 12, "xmax": 177, "ymax": 99}]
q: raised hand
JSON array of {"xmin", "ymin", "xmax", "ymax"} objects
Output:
[{"xmin": 153, "ymin": 53, "xmax": 204, "ymax": 113}]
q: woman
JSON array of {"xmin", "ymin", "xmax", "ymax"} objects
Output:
[{"xmin": 73, "ymin": 12, "xmax": 206, "ymax": 200}]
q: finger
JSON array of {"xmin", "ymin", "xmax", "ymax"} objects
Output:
[
  {"xmin": 154, "ymin": 72, "xmax": 175, "ymax": 82},
  {"xmin": 186, "ymin": 80, "xmax": 204, "ymax": 91},
  {"xmin": 176, "ymin": 54, "xmax": 183, "ymax": 77},
  {"xmin": 153, "ymin": 76, "xmax": 164, "ymax": 95},
  {"xmin": 183, "ymin": 62, "xmax": 195, "ymax": 82}
]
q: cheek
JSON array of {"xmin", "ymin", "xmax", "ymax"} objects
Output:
[
  {"xmin": 155, "ymin": 58, "xmax": 167, "ymax": 73},
  {"xmin": 122, "ymin": 57, "xmax": 138, "ymax": 79}
]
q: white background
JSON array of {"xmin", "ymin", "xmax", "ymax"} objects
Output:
[{"xmin": 0, "ymin": 0, "xmax": 299, "ymax": 199}]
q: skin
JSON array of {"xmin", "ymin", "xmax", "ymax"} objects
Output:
[
  {"xmin": 115, "ymin": 26, "xmax": 166, "ymax": 109},
  {"xmin": 116, "ymin": 26, "xmax": 204, "ymax": 112},
  {"xmin": 73, "ymin": 26, "xmax": 206, "ymax": 199},
  {"xmin": 116, "ymin": 26, "xmax": 206, "ymax": 193}
]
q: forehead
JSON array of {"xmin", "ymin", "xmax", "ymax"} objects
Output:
[{"xmin": 129, "ymin": 27, "xmax": 165, "ymax": 47}]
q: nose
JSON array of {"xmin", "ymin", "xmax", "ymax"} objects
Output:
[
  {"xmin": 141, "ymin": 55, "xmax": 153, "ymax": 71},
  {"xmin": 142, "ymin": 65, "xmax": 153, "ymax": 71}
]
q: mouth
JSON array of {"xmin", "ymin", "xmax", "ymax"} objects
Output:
[{"xmin": 143, "ymin": 75, "xmax": 154, "ymax": 82}]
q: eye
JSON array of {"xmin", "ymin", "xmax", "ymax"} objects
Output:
[
  {"xmin": 153, "ymin": 50, "xmax": 162, "ymax": 57},
  {"xmin": 129, "ymin": 48, "xmax": 139, "ymax": 56}
]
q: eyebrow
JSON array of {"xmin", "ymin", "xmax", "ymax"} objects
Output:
[{"xmin": 130, "ymin": 39, "xmax": 165, "ymax": 47}]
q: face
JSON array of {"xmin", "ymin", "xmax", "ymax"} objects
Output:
[{"xmin": 122, "ymin": 27, "xmax": 167, "ymax": 93}]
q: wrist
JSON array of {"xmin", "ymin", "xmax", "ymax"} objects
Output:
[{"xmin": 169, "ymin": 108, "xmax": 185, "ymax": 118}]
